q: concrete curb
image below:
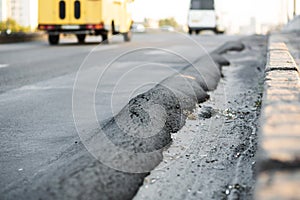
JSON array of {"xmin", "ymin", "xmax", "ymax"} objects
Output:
[
  {"xmin": 256, "ymin": 34, "xmax": 300, "ymax": 199},
  {"xmin": 0, "ymin": 32, "xmax": 44, "ymax": 44}
]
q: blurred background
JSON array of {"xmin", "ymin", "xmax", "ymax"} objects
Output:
[{"xmin": 0, "ymin": 0, "xmax": 299, "ymax": 35}]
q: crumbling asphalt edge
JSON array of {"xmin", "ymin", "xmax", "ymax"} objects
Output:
[
  {"xmin": 6, "ymin": 39, "xmax": 246, "ymax": 200},
  {"xmin": 94, "ymin": 40, "xmax": 246, "ymax": 174}
]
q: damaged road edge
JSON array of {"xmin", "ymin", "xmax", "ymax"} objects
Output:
[
  {"xmin": 16, "ymin": 40, "xmax": 245, "ymax": 200},
  {"xmin": 96, "ymin": 40, "xmax": 246, "ymax": 173}
]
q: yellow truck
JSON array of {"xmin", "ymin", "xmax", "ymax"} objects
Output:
[{"xmin": 38, "ymin": 0, "xmax": 134, "ymax": 45}]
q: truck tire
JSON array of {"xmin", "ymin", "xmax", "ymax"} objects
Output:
[
  {"xmin": 76, "ymin": 34, "xmax": 86, "ymax": 43},
  {"xmin": 188, "ymin": 29, "xmax": 192, "ymax": 35},
  {"xmin": 214, "ymin": 28, "xmax": 224, "ymax": 35},
  {"xmin": 123, "ymin": 31, "xmax": 132, "ymax": 42},
  {"xmin": 48, "ymin": 35, "xmax": 59, "ymax": 45},
  {"xmin": 195, "ymin": 30, "xmax": 200, "ymax": 35},
  {"xmin": 111, "ymin": 21, "xmax": 117, "ymax": 35},
  {"xmin": 101, "ymin": 33, "xmax": 109, "ymax": 44}
]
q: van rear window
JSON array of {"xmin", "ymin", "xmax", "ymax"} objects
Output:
[
  {"xmin": 74, "ymin": 1, "xmax": 81, "ymax": 19},
  {"xmin": 59, "ymin": 0, "xmax": 66, "ymax": 19},
  {"xmin": 191, "ymin": 0, "xmax": 214, "ymax": 10}
]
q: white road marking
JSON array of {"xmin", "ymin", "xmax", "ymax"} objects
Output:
[
  {"xmin": 92, "ymin": 45, "xmax": 119, "ymax": 52},
  {"xmin": 0, "ymin": 64, "xmax": 9, "ymax": 68},
  {"xmin": 144, "ymin": 50, "xmax": 169, "ymax": 55}
]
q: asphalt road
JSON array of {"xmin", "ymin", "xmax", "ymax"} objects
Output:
[{"xmin": 0, "ymin": 32, "xmax": 241, "ymax": 199}]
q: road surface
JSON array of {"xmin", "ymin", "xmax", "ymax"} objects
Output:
[{"xmin": 0, "ymin": 32, "xmax": 243, "ymax": 199}]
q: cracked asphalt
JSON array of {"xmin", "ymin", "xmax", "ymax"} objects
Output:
[
  {"xmin": 0, "ymin": 33, "xmax": 266, "ymax": 200},
  {"xmin": 134, "ymin": 35, "xmax": 267, "ymax": 200}
]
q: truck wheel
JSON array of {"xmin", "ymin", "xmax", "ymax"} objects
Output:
[
  {"xmin": 188, "ymin": 29, "xmax": 193, "ymax": 35},
  {"xmin": 217, "ymin": 30, "xmax": 225, "ymax": 35},
  {"xmin": 195, "ymin": 30, "xmax": 200, "ymax": 35},
  {"xmin": 76, "ymin": 34, "xmax": 86, "ymax": 43},
  {"xmin": 101, "ymin": 33, "xmax": 109, "ymax": 44},
  {"xmin": 214, "ymin": 28, "xmax": 224, "ymax": 35},
  {"xmin": 48, "ymin": 35, "xmax": 59, "ymax": 45},
  {"xmin": 123, "ymin": 31, "xmax": 132, "ymax": 42}
]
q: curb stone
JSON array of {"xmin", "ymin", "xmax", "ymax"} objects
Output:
[
  {"xmin": 256, "ymin": 33, "xmax": 300, "ymax": 199},
  {"xmin": 0, "ymin": 32, "xmax": 44, "ymax": 44}
]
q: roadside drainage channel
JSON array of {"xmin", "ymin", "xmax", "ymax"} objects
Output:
[
  {"xmin": 255, "ymin": 33, "xmax": 300, "ymax": 199},
  {"xmin": 133, "ymin": 35, "xmax": 267, "ymax": 200}
]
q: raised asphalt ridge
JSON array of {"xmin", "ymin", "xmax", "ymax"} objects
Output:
[{"xmin": 10, "ymin": 40, "xmax": 245, "ymax": 200}]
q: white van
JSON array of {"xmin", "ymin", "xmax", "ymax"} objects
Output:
[{"xmin": 187, "ymin": 0, "xmax": 224, "ymax": 34}]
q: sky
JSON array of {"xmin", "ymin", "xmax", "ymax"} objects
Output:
[{"xmin": 131, "ymin": 0, "xmax": 300, "ymax": 26}]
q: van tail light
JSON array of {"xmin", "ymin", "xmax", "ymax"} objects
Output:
[
  {"xmin": 86, "ymin": 24, "xmax": 94, "ymax": 29},
  {"xmin": 94, "ymin": 24, "xmax": 103, "ymax": 29},
  {"xmin": 85, "ymin": 23, "xmax": 104, "ymax": 30},
  {"xmin": 38, "ymin": 25, "xmax": 45, "ymax": 30},
  {"xmin": 46, "ymin": 25, "xmax": 55, "ymax": 30},
  {"xmin": 38, "ymin": 25, "xmax": 56, "ymax": 30}
]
